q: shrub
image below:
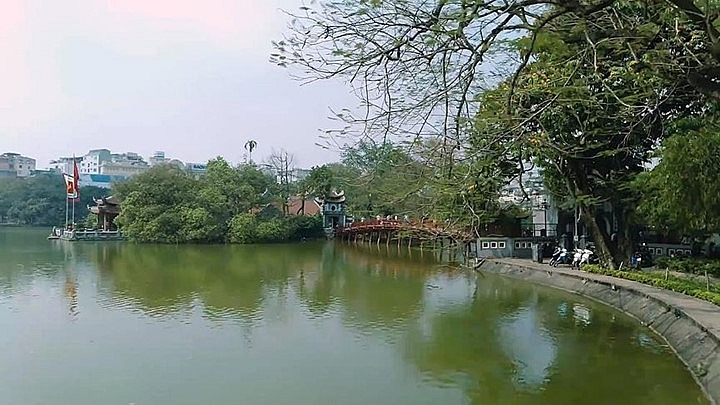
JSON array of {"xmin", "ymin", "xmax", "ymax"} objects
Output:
[
  {"xmin": 581, "ymin": 265, "xmax": 720, "ymax": 306},
  {"xmin": 228, "ymin": 213, "xmax": 257, "ymax": 244},
  {"xmin": 653, "ymin": 257, "xmax": 720, "ymax": 277},
  {"xmin": 287, "ymin": 215, "xmax": 324, "ymax": 240},
  {"xmin": 255, "ymin": 219, "xmax": 289, "ymax": 243}
]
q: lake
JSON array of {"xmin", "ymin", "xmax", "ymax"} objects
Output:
[{"xmin": 0, "ymin": 227, "xmax": 707, "ymax": 404}]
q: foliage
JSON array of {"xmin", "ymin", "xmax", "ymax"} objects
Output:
[
  {"xmin": 654, "ymin": 257, "xmax": 720, "ymax": 277},
  {"xmin": 339, "ymin": 140, "xmax": 429, "ymax": 218},
  {"xmin": 228, "ymin": 213, "xmax": 257, "ymax": 244},
  {"xmin": 116, "ymin": 161, "xmax": 323, "ymax": 244},
  {"xmin": 244, "ymin": 139, "xmax": 258, "ymax": 163},
  {"xmin": 299, "ymin": 165, "xmax": 337, "ymax": 200},
  {"xmin": 287, "ymin": 215, "xmax": 325, "ymax": 240},
  {"xmin": 115, "ymin": 165, "xmax": 197, "ymax": 243},
  {"xmin": 466, "ymin": 2, "xmax": 705, "ymax": 267},
  {"xmin": 635, "ymin": 120, "xmax": 720, "ymax": 238},
  {"xmin": 275, "ymin": 0, "xmax": 720, "ymax": 268},
  {"xmin": 0, "ymin": 172, "xmax": 109, "ymax": 226},
  {"xmin": 85, "ymin": 213, "xmax": 98, "ymax": 229},
  {"xmin": 255, "ymin": 219, "xmax": 290, "ymax": 243},
  {"xmin": 582, "ymin": 264, "xmax": 720, "ymax": 306}
]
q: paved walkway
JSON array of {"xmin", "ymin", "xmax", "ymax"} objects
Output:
[{"xmin": 493, "ymin": 258, "xmax": 720, "ymax": 340}]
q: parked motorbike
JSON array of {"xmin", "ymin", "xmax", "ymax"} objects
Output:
[
  {"xmin": 571, "ymin": 249, "xmax": 584, "ymax": 269},
  {"xmin": 548, "ymin": 247, "xmax": 564, "ymax": 266},
  {"xmin": 579, "ymin": 248, "xmax": 598, "ymax": 268},
  {"xmin": 552, "ymin": 249, "xmax": 574, "ymax": 267}
]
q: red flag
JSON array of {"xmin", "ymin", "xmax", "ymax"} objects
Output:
[
  {"xmin": 64, "ymin": 174, "xmax": 77, "ymax": 199},
  {"xmin": 73, "ymin": 157, "xmax": 80, "ymax": 201}
]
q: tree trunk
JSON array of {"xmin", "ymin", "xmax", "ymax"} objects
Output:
[
  {"xmin": 579, "ymin": 204, "xmax": 616, "ymax": 269},
  {"xmin": 613, "ymin": 205, "xmax": 634, "ymax": 267},
  {"xmin": 300, "ymin": 193, "xmax": 306, "ymax": 215}
]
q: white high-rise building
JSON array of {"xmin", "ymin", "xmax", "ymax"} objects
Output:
[{"xmin": 79, "ymin": 149, "xmax": 112, "ymax": 174}]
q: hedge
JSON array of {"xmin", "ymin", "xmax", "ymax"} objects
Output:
[{"xmin": 582, "ymin": 264, "xmax": 720, "ymax": 306}]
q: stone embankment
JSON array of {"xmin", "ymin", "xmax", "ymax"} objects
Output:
[{"xmin": 478, "ymin": 258, "xmax": 720, "ymax": 405}]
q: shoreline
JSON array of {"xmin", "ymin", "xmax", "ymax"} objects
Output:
[{"xmin": 477, "ymin": 258, "xmax": 720, "ymax": 405}]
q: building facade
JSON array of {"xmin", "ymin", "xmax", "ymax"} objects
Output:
[
  {"xmin": 79, "ymin": 149, "xmax": 112, "ymax": 174},
  {"xmin": 0, "ymin": 153, "xmax": 36, "ymax": 177},
  {"xmin": 185, "ymin": 162, "xmax": 207, "ymax": 178},
  {"xmin": 51, "ymin": 149, "xmax": 211, "ymax": 184},
  {"xmin": 99, "ymin": 161, "xmax": 149, "ymax": 177}
]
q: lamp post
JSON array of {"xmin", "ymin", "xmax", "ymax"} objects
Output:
[{"xmin": 541, "ymin": 198, "xmax": 548, "ymax": 237}]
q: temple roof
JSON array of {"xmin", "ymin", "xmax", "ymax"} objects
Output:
[
  {"xmin": 318, "ymin": 190, "xmax": 345, "ymax": 203},
  {"xmin": 90, "ymin": 195, "xmax": 121, "ymax": 215},
  {"xmin": 89, "ymin": 205, "xmax": 120, "ymax": 215},
  {"xmin": 93, "ymin": 196, "xmax": 121, "ymax": 206}
]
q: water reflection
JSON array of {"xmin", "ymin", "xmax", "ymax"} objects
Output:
[
  {"xmin": 0, "ymin": 228, "xmax": 710, "ymax": 405},
  {"xmin": 64, "ymin": 271, "xmax": 79, "ymax": 319},
  {"xmin": 498, "ymin": 305, "xmax": 557, "ymax": 390}
]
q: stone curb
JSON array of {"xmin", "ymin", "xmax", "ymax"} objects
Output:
[{"xmin": 478, "ymin": 258, "xmax": 720, "ymax": 405}]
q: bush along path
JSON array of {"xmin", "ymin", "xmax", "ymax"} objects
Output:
[{"xmin": 582, "ymin": 264, "xmax": 720, "ymax": 307}]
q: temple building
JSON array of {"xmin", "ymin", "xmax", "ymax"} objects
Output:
[
  {"xmin": 315, "ymin": 190, "xmax": 351, "ymax": 231},
  {"xmin": 89, "ymin": 196, "xmax": 121, "ymax": 231}
]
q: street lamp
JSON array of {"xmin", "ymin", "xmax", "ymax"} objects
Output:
[{"xmin": 541, "ymin": 197, "xmax": 548, "ymax": 237}]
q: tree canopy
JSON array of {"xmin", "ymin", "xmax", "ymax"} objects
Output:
[
  {"xmin": 269, "ymin": 0, "xmax": 720, "ymax": 266},
  {"xmin": 636, "ymin": 118, "xmax": 720, "ymax": 238},
  {"xmin": 0, "ymin": 172, "xmax": 109, "ymax": 226},
  {"xmin": 114, "ymin": 160, "xmax": 323, "ymax": 244}
]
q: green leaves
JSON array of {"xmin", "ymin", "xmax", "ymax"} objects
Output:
[
  {"xmin": 635, "ymin": 120, "xmax": 720, "ymax": 237},
  {"xmin": 116, "ymin": 160, "xmax": 287, "ymax": 244}
]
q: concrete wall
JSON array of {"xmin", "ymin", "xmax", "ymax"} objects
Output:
[
  {"xmin": 646, "ymin": 243, "xmax": 693, "ymax": 257},
  {"xmin": 478, "ymin": 260, "xmax": 720, "ymax": 405},
  {"xmin": 474, "ymin": 237, "xmax": 553, "ymax": 259}
]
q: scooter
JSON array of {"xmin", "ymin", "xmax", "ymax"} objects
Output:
[
  {"xmin": 571, "ymin": 249, "xmax": 584, "ymax": 269},
  {"xmin": 579, "ymin": 248, "xmax": 598, "ymax": 268},
  {"xmin": 548, "ymin": 247, "xmax": 564, "ymax": 266},
  {"xmin": 552, "ymin": 249, "xmax": 574, "ymax": 267}
]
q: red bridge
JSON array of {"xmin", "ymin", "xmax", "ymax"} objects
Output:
[{"xmin": 336, "ymin": 219, "xmax": 473, "ymax": 246}]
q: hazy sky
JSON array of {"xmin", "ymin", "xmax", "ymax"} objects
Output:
[{"xmin": 0, "ymin": 0, "xmax": 356, "ymax": 169}]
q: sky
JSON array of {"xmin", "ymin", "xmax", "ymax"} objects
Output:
[{"xmin": 0, "ymin": 0, "xmax": 357, "ymax": 169}]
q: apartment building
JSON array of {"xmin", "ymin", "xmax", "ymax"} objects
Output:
[{"xmin": 0, "ymin": 153, "xmax": 36, "ymax": 177}]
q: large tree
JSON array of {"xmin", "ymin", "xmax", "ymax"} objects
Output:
[
  {"xmin": 474, "ymin": 3, "xmax": 705, "ymax": 266},
  {"xmin": 275, "ymin": 0, "xmax": 715, "ymax": 267}
]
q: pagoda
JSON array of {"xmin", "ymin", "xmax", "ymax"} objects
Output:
[
  {"xmin": 314, "ymin": 190, "xmax": 350, "ymax": 233},
  {"xmin": 89, "ymin": 196, "xmax": 121, "ymax": 231}
]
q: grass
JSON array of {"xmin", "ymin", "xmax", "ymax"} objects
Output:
[{"xmin": 582, "ymin": 264, "xmax": 720, "ymax": 306}]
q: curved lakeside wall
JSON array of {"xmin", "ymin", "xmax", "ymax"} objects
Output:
[{"xmin": 478, "ymin": 259, "xmax": 720, "ymax": 405}]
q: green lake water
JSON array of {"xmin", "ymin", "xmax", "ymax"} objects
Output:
[{"xmin": 0, "ymin": 227, "xmax": 708, "ymax": 404}]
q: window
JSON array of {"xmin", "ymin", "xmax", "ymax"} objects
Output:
[
  {"xmin": 490, "ymin": 241, "xmax": 498, "ymax": 249},
  {"xmin": 515, "ymin": 242, "xmax": 521, "ymax": 249},
  {"xmin": 481, "ymin": 241, "xmax": 490, "ymax": 249},
  {"xmin": 498, "ymin": 241, "xmax": 506, "ymax": 249},
  {"xmin": 685, "ymin": 250, "xmax": 692, "ymax": 255},
  {"xmin": 668, "ymin": 249, "xmax": 675, "ymax": 255}
]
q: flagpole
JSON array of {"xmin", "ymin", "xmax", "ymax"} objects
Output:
[
  {"xmin": 72, "ymin": 155, "xmax": 77, "ymax": 229},
  {"xmin": 65, "ymin": 189, "xmax": 69, "ymax": 229}
]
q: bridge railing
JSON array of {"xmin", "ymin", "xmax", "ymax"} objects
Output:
[{"xmin": 339, "ymin": 218, "xmax": 470, "ymax": 237}]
